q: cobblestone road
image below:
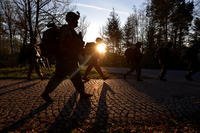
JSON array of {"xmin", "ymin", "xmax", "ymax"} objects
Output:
[{"xmin": 0, "ymin": 77, "xmax": 200, "ymax": 132}]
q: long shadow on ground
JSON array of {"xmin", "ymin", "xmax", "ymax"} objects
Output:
[
  {"xmin": 48, "ymin": 92, "xmax": 91, "ymax": 133},
  {"xmin": 1, "ymin": 103, "xmax": 51, "ymax": 133}
]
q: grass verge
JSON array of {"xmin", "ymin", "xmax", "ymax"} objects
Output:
[{"xmin": 0, "ymin": 66, "xmax": 111, "ymax": 79}]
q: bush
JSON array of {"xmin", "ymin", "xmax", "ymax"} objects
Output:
[
  {"xmin": 0, "ymin": 54, "xmax": 19, "ymax": 68},
  {"xmin": 100, "ymin": 52, "xmax": 127, "ymax": 67}
]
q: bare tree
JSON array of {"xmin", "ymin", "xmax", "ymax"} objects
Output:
[
  {"xmin": 0, "ymin": 1, "xmax": 16, "ymax": 54},
  {"xmin": 1, "ymin": 0, "xmax": 73, "ymax": 53},
  {"xmin": 77, "ymin": 16, "xmax": 90, "ymax": 38},
  {"xmin": 194, "ymin": 0, "xmax": 200, "ymax": 17}
]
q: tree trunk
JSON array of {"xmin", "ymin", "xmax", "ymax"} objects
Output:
[
  {"xmin": 8, "ymin": 21, "xmax": 13, "ymax": 54},
  {"xmin": 178, "ymin": 28, "xmax": 183, "ymax": 48},
  {"xmin": 27, "ymin": 0, "xmax": 35, "ymax": 46}
]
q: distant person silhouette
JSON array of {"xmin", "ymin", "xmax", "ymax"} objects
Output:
[
  {"xmin": 155, "ymin": 42, "xmax": 173, "ymax": 81},
  {"xmin": 124, "ymin": 42, "xmax": 143, "ymax": 81},
  {"xmin": 27, "ymin": 45, "xmax": 44, "ymax": 80},
  {"xmin": 185, "ymin": 41, "xmax": 200, "ymax": 81},
  {"xmin": 41, "ymin": 11, "xmax": 92, "ymax": 103},
  {"xmin": 82, "ymin": 37, "xmax": 108, "ymax": 82}
]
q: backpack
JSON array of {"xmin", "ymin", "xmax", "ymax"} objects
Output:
[
  {"xmin": 40, "ymin": 25, "xmax": 60, "ymax": 58},
  {"xmin": 84, "ymin": 42, "xmax": 96, "ymax": 54},
  {"xmin": 125, "ymin": 47, "xmax": 137, "ymax": 58},
  {"xmin": 124, "ymin": 48, "xmax": 134, "ymax": 63},
  {"xmin": 125, "ymin": 46, "xmax": 142, "ymax": 63}
]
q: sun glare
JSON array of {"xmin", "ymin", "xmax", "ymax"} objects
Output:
[{"xmin": 96, "ymin": 43, "xmax": 106, "ymax": 54}]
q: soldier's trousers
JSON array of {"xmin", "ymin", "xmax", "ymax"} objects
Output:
[
  {"xmin": 159, "ymin": 64, "xmax": 167, "ymax": 79},
  {"xmin": 42, "ymin": 60, "xmax": 85, "ymax": 95},
  {"xmin": 125, "ymin": 63, "xmax": 141, "ymax": 80},
  {"xmin": 158, "ymin": 59, "xmax": 167, "ymax": 79},
  {"xmin": 27, "ymin": 58, "xmax": 43, "ymax": 79}
]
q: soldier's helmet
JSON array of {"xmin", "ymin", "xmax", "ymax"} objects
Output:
[
  {"xmin": 65, "ymin": 11, "xmax": 80, "ymax": 22},
  {"xmin": 96, "ymin": 37, "xmax": 103, "ymax": 43}
]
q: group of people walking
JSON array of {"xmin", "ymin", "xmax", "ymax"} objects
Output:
[
  {"xmin": 124, "ymin": 41, "xmax": 200, "ymax": 82},
  {"xmin": 26, "ymin": 11, "xmax": 199, "ymax": 103},
  {"xmin": 25, "ymin": 11, "xmax": 109, "ymax": 103}
]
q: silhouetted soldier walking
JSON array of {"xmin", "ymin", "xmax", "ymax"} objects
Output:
[
  {"xmin": 27, "ymin": 45, "xmax": 44, "ymax": 80},
  {"xmin": 82, "ymin": 37, "xmax": 108, "ymax": 81},
  {"xmin": 155, "ymin": 42, "xmax": 173, "ymax": 81},
  {"xmin": 185, "ymin": 41, "xmax": 200, "ymax": 81},
  {"xmin": 41, "ymin": 11, "xmax": 92, "ymax": 102},
  {"xmin": 124, "ymin": 42, "xmax": 143, "ymax": 81}
]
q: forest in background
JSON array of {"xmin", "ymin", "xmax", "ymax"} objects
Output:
[{"xmin": 0, "ymin": 0, "xmax": 200, "ymax": 69}]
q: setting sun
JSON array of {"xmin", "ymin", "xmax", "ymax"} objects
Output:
[{"xmin": 96, "ymin": 43, "xmax": 106, "ymax": 54}]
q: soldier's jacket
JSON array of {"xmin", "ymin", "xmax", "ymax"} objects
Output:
[
  {"xmin": 155, "ymin": 46, "xmax": 171, "ymax": 64},
  {"xmin": 58, "ymin": 24, "xmax": 84, "ymax": 61},
  {"xmin": 125, "ymin": 46, "xmax": 142, "ymax": 64}
]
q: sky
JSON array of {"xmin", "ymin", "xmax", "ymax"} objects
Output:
[{"xmin": 72, "ymin": 0, "xmax": 146, "ymax": 42}]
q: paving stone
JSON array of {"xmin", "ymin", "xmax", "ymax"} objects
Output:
[{"xmin": 0, "ymin": 79, "xmax": 200, "ymax": 132}]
